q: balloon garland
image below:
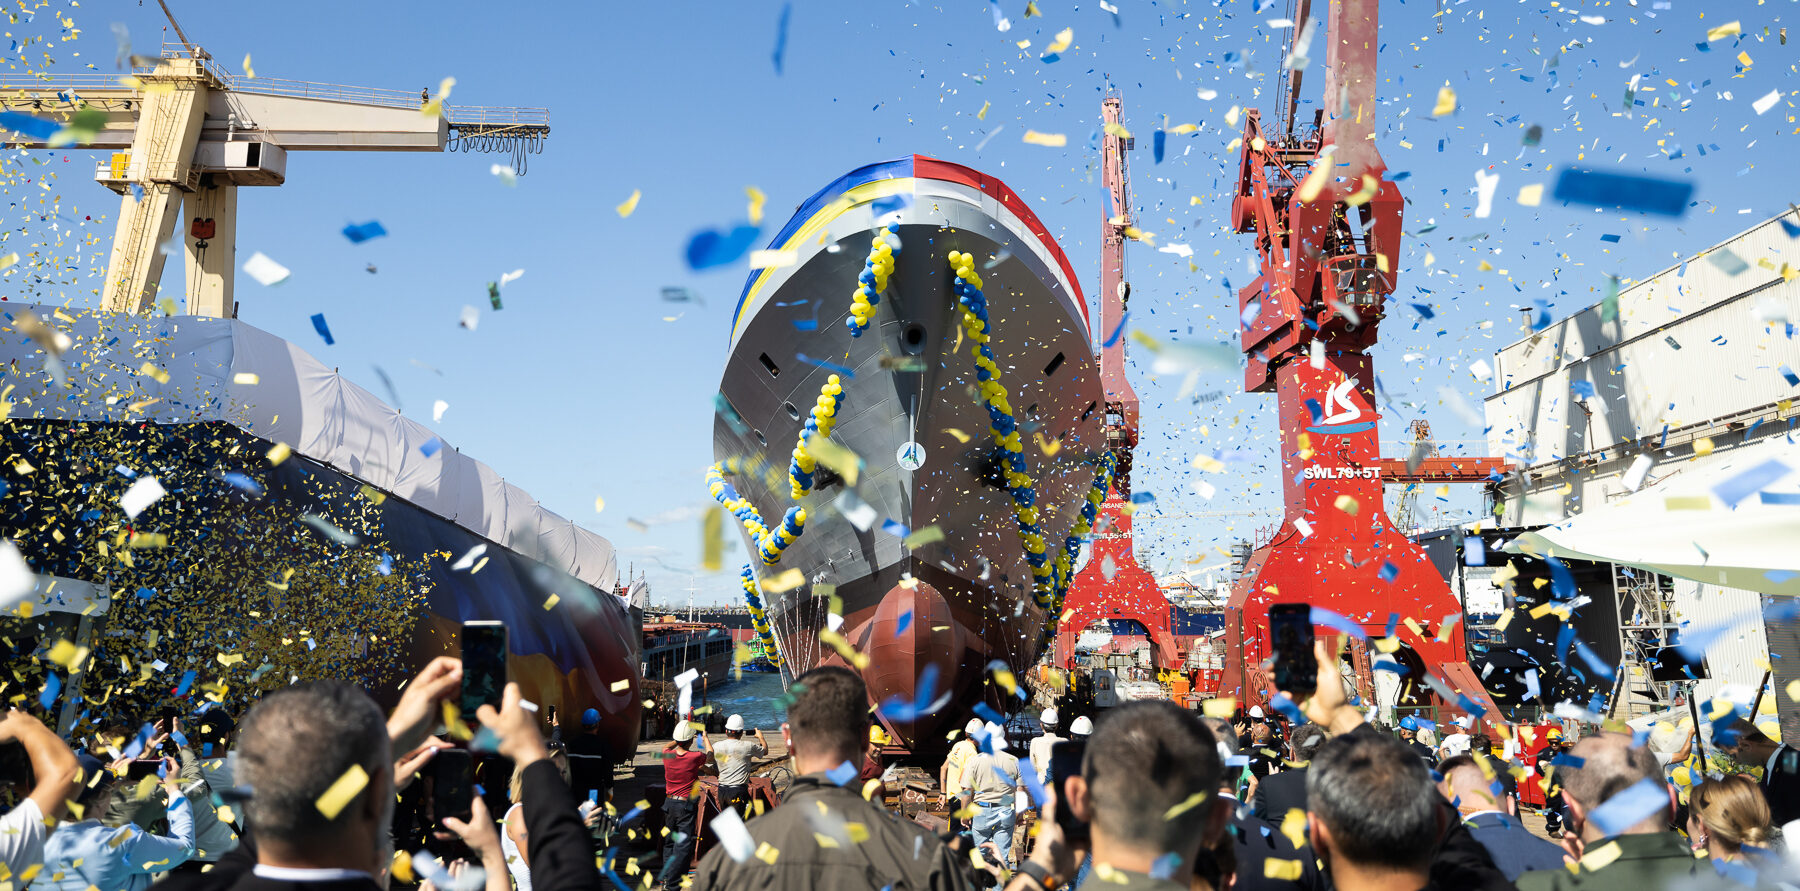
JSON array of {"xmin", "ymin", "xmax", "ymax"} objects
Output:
[
  {"xmin": 739, "ymin": 565, "xmax": 784, "ymax": 668},
  {"xmin": 788, "ymin": 374, "xmax": 846, "ymax": 498},
  {"xmin": 706, "ymin": 463, "xmax": 806, "ymax": 565},
  {"xmin": 847, "ymin": 223, "xmax": 899, "ymax": 337},
  {"xmin": 947, "ymin": 250, "xmax": 1056, "ymax": 609}
]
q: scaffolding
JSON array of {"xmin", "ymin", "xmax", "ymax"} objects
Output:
[{"xmin": 1607, "ymin": 565, "xmax": 1679, "ymax": 720}]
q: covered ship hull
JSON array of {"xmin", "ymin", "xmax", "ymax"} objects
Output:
[{"xmin": 714, "ymin": 156, "xmax": 1104, "ymax": 749}]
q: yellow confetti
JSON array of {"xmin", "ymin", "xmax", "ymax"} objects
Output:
[
  {"xmin": 1022, "ymin": 130, "xmax": 1068, "ymax": 147},
  {"xmin": 217, "ymin": 653, "xmax": 244, "ymax": 666},
  {"xmin": 420, "ymin": 76, "xmax": 455, "ymax": 117},
  {"xmin": 1578, "ymin": 840, "xmax": 1622, "ymax": 871},
  {"xmin": 0, "ymin": 253, "xmax": 18, "ymax": 270},
  {"xmin": 1432, "ymin": 85, "xmax": 1457, "ymax": 117},
  {"xmin": 242, "ymin": 54, "xmax": 254, "ymax": 78},
  {"xmin": 1374, "ymin": 636, "xmax": 1401, "ymax": 654},
  {"xmin": 358, "ymin": 485, "xmax": 387, "ymax": 505},
  {"xmin": 1103, "ymin": 122, "xmax": 1132, "ymax": 139},
  {"xmin": 542, "ymin": 593, "xmax": 561, "ymax": 610},
  {"xmin": 1264, "ymin": 860, "xmax": 1303, "ymax": 881},
  {"xmin": 1404, "ymin": 617, "xmax": 1426, "ymax": 639},
  {"xmin": 1333, "ymin": 494, "xmax": 1359, "ymax": 515},
  {"xmin": 314, "ymin": 764, "xmax": 369, "ymax": 819},
  {"xmin": 594, "ymin": 496, "xmax": 606, "ymax": 513},
  {"xmin": 266, "ymin": 442, "xmax": 292, "ymax": 465},
  {"xmin": 1786, "ymin": 679, "xmax": 1800, "ymax": 701},
  {"xmin": 1202, "ymin": 698, "xmax": 1236, "ymax": 719},
  {"xmin": 903, "ymin": 525, "xmax": 945, "ymax": 548},
  {"xmin": 978, "ymin": 101, "xmax": 991, "ymax": 120},
  {"xmin": 1493, "ymin": 608, "xmax": 1515, "ymax": 632},
  {"xmin": 616, "ymin": 190, "xmax": 642, "ymax": 218},
  {"xmin": 232, "ymin": 372, "xmax": 259, "ymax": 385},
  {"xmin": 945, "ymin": 428, "xmax": 970, "ymax": 443},
  {"xmin": 754, "ymin": 842, "xmax": 780, "ymax": 864},
  {"xmin": 390, "ymin": 852, "xmax": 414, "ymax": 884},
  {"xmin": 1694, "ymin": 437, "xmax": 1715, "ymax": 457},
  {"xmin": 1706, "ymin": 21, "xmax": 1741, "ymax": 41},
  {"xmin": 763, "ymin": 568, "xmax": 805, "ymax": 593},
  {"xmin": 1034, "ymin": 432, "xmax": 1062, "ymax": 456},
  {"xmin": 1167, "ymin": 123, "xmax": 1198, "ymax": 135},
  {"xmin": 860, "ymin": 780, "xmax": 882, "ymax": 802},
  {"xmin": 808, "ymin": 437, "xmax": 861, "ymax": 485},
  {"xmin": 610, "ymin": 678, "xmax": 631, "ymax": 693},
  {"xmin": 1517, "ymin": 183, "xmax": 1543, "ymax": 207},
  {"xmin": 1737, "ymin": 51, "xmax": 1752, "ymax": 67},
  {"xmin": 818, "ymin": 629, "xmax": 871, "ymax": 669},
  {"xmin": 1280, "ymin": 809, "xmax": 1307, "ymax": 848},
  {"xmin": 138, "ymin": 363, "xmax": 170, "ymax": 384},
  {"xmin": 1162, "ymin": 790, "xmax": 1209, "ymax": 820},
  {"xmin": 746, "ymin": 186, "xmax": 767, "ymax": 225},
  {"xmin": 1046, "ymin": 27, "xmax": 1073, "ymax": 54}
]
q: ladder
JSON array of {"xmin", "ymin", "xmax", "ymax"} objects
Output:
[{"xmin": 1608, "ymin": 565, "xmax": 1678, "ymax": 720}]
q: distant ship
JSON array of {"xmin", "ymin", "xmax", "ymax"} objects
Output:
[{"xmin": 711, "ymin": 155, "xmax": 1109, "ymax": 749}]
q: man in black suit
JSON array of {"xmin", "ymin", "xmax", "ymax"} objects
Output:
[
  {"xmin": 1716, "ymin": 718, "xmax": 1800, "ymax": 826},
  {"xmin": 1435, "ymin": 754, "xmax": 1564, "ymax": 881},
  {"xmin": 160, "ymin": 660, "xmax": 600, "ymax": 891},
  {"xmin": 1254, "ymin": 722, "xmax": 1326, "ymax": 822}
]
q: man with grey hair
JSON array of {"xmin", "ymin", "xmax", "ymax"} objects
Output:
[{"xmin": 1515, "ymin": 732, "xmax": 1695, "ymax": 890}]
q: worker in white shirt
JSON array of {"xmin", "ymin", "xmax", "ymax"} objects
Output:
[
  {"xmin": 958, "ymin": 724, "xmax": 1021, "ymax": 870},
  {"xmin": 1029, "ymin": 708, "xmax": 1064, "ymax": 785}
]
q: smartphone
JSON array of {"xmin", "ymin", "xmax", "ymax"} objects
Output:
[
  {"xmin": 546, "ymin": 704, "xmax": 557, "ymax": 726},
  {"xmin": 426, "ymin": 748, "xmax": 475, "ymax": 849},
  {"xmin": 1269, "ymin": 603, "xmax": 1317, "ymax": 700},
  {"xmin": 161, "ymin": 706, "xmax": 179, "ymax": 728},
  {"xmin": 459, "ymin": 621, "xmax": 508, "ymax": 719},
  {"xmin": 1048, "ymin": 740, "xmax": 1089, "ymax": 845},
  {"xmin": 126, "ymin": 758, "xmax": 163, "ymax": 780}
]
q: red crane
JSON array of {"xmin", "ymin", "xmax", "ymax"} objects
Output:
[
  {"xmin": 1221, "ymin": 0, "xmax": 1502, "ymax": 719},
  {"xmin": 1056, "ymin": 93, "xmax": 1182, "ymax": 672}
]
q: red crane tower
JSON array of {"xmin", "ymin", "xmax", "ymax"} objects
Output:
[
  {"xmin": 1221, "ymin": 0, "xmax": 1504, "ymax": 717},
  {"xmin": 1057, "ymin": 93, "xmax": 1182, "ymax": 671}
]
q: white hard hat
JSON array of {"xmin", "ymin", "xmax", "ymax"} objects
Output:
[
  {"xmin": 1040, "ymin": 708, "xmax": 1059, "ymax": 726},
  {"xmin": 965, "ymin": 718, "xmax": 984, "ymax": 736},
  {"xmin": 673, "ymin": 721, "xmax": 697, "ymax": 742},
  {"xmin": 1249, "ymin": 706, "xmax": 1265, "ymax": 719},
  {"xmin": 1070, "ymin": 716, "xmax": 1094, "ymax": 736},
  {"xmin": 726, "ymin": 714, "xmax": 745, "ymax": 731}
]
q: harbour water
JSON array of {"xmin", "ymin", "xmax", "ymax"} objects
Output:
[{"xmin": 703, "ymin": 670, "xmax": 789, "ymax": 732}]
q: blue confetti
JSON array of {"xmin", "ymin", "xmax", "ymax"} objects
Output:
[
  {"xmin": 0, "ymin": 110, "xmax": 59, "ymax": 140},
  {"xmin": 894, "ymin": 610, "xmax": 913, "ymax": 637},
  {"xmin": 1309, "ymin": 605, "xmax": 1369, "ymax": 640},
  {"xmin": 1586, "ymin": 777, "xmax": 1669, "ymax": 837},
  {"xmin": 1378, "ymin": 561, "xmax": 1399, "ymax": 583},
  {"xmin": 1713, "ymin": 458, "xmax": 1793, "ymax": 508},
  {"xmin": 174, "ymin": 669, "xmax": 197, "ymax": 697},
  {"xmin": 684, "ymin": 224, "xmax": 762, "ymax": 270},
  {"xmin": 1599, "ymin": 234, "xmax": 1622, "ymax": 243},
  {"xmin": 1153, "ymin": 129, "xmax": 1166, "ymax": 164},
  {"xmin": 341, "ymin": 220, "xmax": 387, "ymax": 243},
  {"xmin": 794, "ymin": 352, "xmax": 856, "ymax": 378},
  {"xmin": 771, "ymin": 2, "xmax": 791, "ymax": 75},
  {"xmin": 1463, "ymin": 535, "xmax": 1487, "ymax": 565},
  {"xmin": 310, "ymin": 313, "xmax": 335, "ymax": 345},
  {"xmin": 1410, "ymin": 303, "xmax": 1435, "ymax": 319},
  {"xmin": 825, "ymin": 760, "xmax": 858, "ymax": 786},
  {"xmin": 1552, "ymin": 169, "xmax": 1694, "ymax": 217},
  {"xmin": 880, "ymin": 518, "xmax": 909, "ymax": 538},
  {"xmin": 1571, "ymin": 380, "xmax": 1595, "ymax": 399},
  {"xmin": 39, "ymin": 673, "xmax": 61, "ymax": 710},
  {"xmin": 420, "ymin": 437, "xmax": 443, "ymax": 458},
  {"xmin": 1102, "ymin": 312, "xmax": 1130, "ymax": 348},
  {"xmin": 135, "ymin": 586, "xmax": 157, "ymax": 600},
  {"xmin": 221, "ymin": 472, "xmax": 263, "ymax": 495},
  {"xmin": 1781, "ymin": 365, "xmax": 1799, "ymax": 387},
  {"xmin": 1130, "ymin": 491, "xmax": 1156, "ymax": 504}
]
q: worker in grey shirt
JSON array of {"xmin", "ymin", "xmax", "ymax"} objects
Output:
[{"xmin": 711, "ymin": 714, "xmax": 768, "ymax": 817}]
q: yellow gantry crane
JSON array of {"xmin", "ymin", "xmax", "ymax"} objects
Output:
[{"xmin": 0, "ymin": 29, "xmax": 547, "ymax": 317}]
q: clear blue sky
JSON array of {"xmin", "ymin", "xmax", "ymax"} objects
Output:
[{"xmin": 48, "ymin": 0, "xmax": 1800, "ymax": 606}]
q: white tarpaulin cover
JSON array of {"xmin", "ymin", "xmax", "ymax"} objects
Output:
[
  {"xmin": 0, "ymin": 306, "xmax": 617, "ymax": 590},
  {"xmin": 1504, "ymin": 439, "xmax": 1800, "ymax": 596}
]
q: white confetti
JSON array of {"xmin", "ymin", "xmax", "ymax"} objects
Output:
[
  {"xmin": 1752, "ymin": 89, "xmax": 1783, "ymax": 115},
  {"xmin": 120, "ymin": 475, "xmax": 166, "ymax": 518},
  {"xmin": 241, "ymin": 252, "xmax": 290, "ymax": 286}
]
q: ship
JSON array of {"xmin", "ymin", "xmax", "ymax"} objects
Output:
[
  {"xmin": 641, "ymin": 616, "xmax": 735, "ymax": 688},
  {"xmin": 0, "ymin": 306, "xmax": 642, "ymax": 758},
  {"xmin": 710, "ymin": 155, "xmax": 1109, "ymax": 749}
]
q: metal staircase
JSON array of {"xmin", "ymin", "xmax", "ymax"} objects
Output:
[{"xmin": 1608, "ymin": 565, "xmax": 1679, "ymax": 720}]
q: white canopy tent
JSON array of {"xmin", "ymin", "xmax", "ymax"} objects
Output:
[{"xmin": 1504, "ymin": 440, "xmax": 1800, "ymax": 596}]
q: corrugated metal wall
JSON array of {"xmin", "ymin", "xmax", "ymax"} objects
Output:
[
  {"xmin": 1670, "ymin": 579, "xmax": 1770, "ymax": 708},
  {"xmin": 1485, "ymin": 209, "xmax": 1800, "ymax": 464}
]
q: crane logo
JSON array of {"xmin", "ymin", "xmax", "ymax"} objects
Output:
[{"xmin": 1306, "ymin": 378, "xmax": 1379, "ymax": 435}]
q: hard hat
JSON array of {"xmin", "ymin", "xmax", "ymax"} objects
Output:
[
  {"xmin": 1399, "ymin": 716, "xmax": 1419, "ymax": 731},
  {"xmin": 1070, "ymin": 716, "xmax": 1094, "ymax": 736},
  {"xmin": 581, "ymin": 708, "xmax": 601, "ymax": 727},
  {"xmin": 1040, "ymin": 708, "xmax": 1059, "ymax": 727},
  {"xmin": 726, "ymin": 714, "xmax": 745, "ymax": 731},
  {"xmin": 673, "ymin": 721, "xmax": 697, "ymax": 743},
  {"xmin": 966, "ymin": 718, "xmax": 984, "ymax": 736},
  {"xmin": 1249, "ymin": 706, "xmax": 1265, "ymax": 719},
  {"xmin": 1546, "ymin": 727, "xmax": 1563, "ymax": 740}
]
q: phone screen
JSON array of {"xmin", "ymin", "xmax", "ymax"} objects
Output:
[
  {"xmin": 1269, "ymin": 603, "xmax": 1317, "ymax": 700},
  {"xmin": 459, "ymin": 621, "xmax": 508, "ymax": 719},
  {"xmin": 427, "ymin": 748, "xmax": 475, "ymax": 836},
  {"xmin": 1048, "ymin": 739, "xmax": 1089, "ymax": 844}
]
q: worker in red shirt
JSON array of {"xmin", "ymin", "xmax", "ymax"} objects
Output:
[{"xmin": 658, "ymin": 720, "xmax": 714, "ymax": 889}]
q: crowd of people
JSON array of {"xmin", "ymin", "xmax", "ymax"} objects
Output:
[{"xmin": 3, "ymin": 639, "xmax": 1796, "ymax": 891}]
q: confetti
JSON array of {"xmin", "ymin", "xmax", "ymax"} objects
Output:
[
  {"xmin": 1022, "ymin": 130, "xmax": 1068, "ymax": 147},
  {"xmin": 242, "ymin": 252, "xmax": 291, "ymax": 286},
  {"xmin": 315, "ymin": 764, "xmax": 370, "ymax": 820}
]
